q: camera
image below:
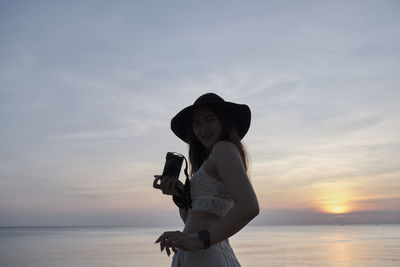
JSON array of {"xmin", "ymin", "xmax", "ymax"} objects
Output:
[
  {"xmin": 162, "ymin": 152, "xmax": 184, "ymax": 178},
  {"xmin": 157, "ymin": 152, "xmax": 192, "ymax": 210}
]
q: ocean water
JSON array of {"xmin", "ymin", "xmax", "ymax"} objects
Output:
[{"xmin": 0, "ymin": 225, "xmax": 399, "ymax": 267}]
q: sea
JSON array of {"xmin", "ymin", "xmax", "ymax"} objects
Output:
[{"xmin": 0, "ymin": 225, "xmax": 399, "ymax": 267}]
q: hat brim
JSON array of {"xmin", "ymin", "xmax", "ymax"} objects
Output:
[{"xmin": 171, "ymin": 101, "xmax": 251, "ymax": 143}]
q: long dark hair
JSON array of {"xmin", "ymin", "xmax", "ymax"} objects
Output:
[{"xmin": 186, "ymin": 104, "xmax": 249, "ymax": 176}]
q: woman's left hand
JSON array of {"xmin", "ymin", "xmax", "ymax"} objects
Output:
[{"xmin": 155, "ymin": 230, "xmax": 203, "ymax": 256}]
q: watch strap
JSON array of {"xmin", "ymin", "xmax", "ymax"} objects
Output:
[{"xmin": 197, "ymin": 229, "xmax": 211, "ymax": 249}]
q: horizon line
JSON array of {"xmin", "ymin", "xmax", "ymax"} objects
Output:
[{"xmin": 1, "ymin": 222, "xmax": 400, "ymax": 228}]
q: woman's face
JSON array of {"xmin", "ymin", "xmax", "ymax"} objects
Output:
[{"xmin": 192, "ymin": 106, "xmax": 222, "ymax": 149}]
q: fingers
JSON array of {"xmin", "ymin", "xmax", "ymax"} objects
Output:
[
  {"xmin": 153, "ymin": 175, "xmax": 161, "ymax": 189},
  {"xmin": 159, "ymin": 177, "xmax": 167, "ymax": 193},
  {"xmin": 160, "ymin": 177, "xmax": 178, "ymax": 195},
  {"xmin": 153, "ymin": 175, "xmax": 173, "ymax": 193},
  {"xmin": 172, "ymin": 239, "xmax": 181, "ymax": 253},
  {"xmin": 175, "ymin": 180, "xmax": 184, "ymax": 193},
  {"xmin": 153, "ymin": 175, "xmax": 180, "ymax": 196},
  {"xmin": 155, "ymin": 231, "xmax": 182, "ymax": 256},
  {"xmin": 166, "ymin": 179, "xmax": 177, "ymax": 195},
  {"xmin": 155, "ymin": 234, "xmax": 162, "ymax": 243},
  {"xmin": 160, "ymin": 177, "xmax": 169, "ymax": 194},
  {"xmin": 158, "ymin": 234, "xmax": 171, "ymax": 256},
  {"xmin": 165, "ymin": 245, "xmax": 171, "ymax": 256}
]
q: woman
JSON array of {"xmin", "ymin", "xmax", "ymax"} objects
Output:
[{"xmin": 153, "ymin": 93, "xmax": 259, "ymax": 266}]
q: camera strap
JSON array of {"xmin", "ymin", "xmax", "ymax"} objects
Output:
[{"xmin": 171, "ymin": 153, "xmax": 192, "ymax": 210}]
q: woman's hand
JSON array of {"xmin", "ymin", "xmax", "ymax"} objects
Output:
[
  {"xmin": 153, "ymin": 175, "xmax": 183, "ymax": 196},
  {"xmin": 155, "ymin": 230, "xmax": 203, "ymax": 256}
]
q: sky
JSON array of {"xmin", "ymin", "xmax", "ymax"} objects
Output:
[{"xmin": 0, "ymin": 0, "xmax": 399, "ymax": 227}]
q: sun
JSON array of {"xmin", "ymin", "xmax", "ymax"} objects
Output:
[
  {"xmin": 325, "ymin": 205, "xmax": 351, "ymax": 214},
  {"xmin": 314, "ymin": 182, "xmax": 356, "ymax": 214}
]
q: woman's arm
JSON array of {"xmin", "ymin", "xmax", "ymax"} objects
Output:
[
  {"xmin": 206, "ymin": 141, "xmax": 259, "ymax": 245},
  {"xmin": 179, "ymin": 208, "xmax": 188, "ymax": 223}
]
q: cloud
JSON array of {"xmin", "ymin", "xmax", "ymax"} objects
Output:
[
  {"xmin": 1, "ymin": 0, "xmax": 400, "ymax": 226},
  {"xmin": 354, "ymin": 197, "xmax": 400, "ymax": 211},
  {"xmin": 251, "ymin": 209, "xmax": 400, "ymax": 225}
]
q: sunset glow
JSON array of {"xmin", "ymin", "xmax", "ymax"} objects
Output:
[
  {"xmin": 314, "ymin": 182, "xmax": 357, "ymax": 215},
  {"xmin": 324, "ymin": 205, "xmax": 351, "ymax": 214}
]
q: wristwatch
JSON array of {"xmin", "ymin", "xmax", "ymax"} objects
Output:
[{"xmin": 197, "ymin": 229, "xmax": 211, "ymax": 249}]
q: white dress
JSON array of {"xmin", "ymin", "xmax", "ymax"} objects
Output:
[{"xmin": 171, "ymin": 166, "xmax": 241, "ymax": 267}]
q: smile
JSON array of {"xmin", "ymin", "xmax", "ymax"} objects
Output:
[{"xmin": 202, "ymin": 134, "xmax": 213, "ymax": 140}]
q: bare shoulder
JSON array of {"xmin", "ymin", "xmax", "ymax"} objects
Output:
[
  {"xmin": 208, "ymin": 141, "xmax": 249, "ymax": 191},
  {"xmin": 211, "ymin": 141, "xmax": 240, "ymax": 157},
  {"xmin": 209, "ymin": 141, "xmax": 242, "ymax": 167}
]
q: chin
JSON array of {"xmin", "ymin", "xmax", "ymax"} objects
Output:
[
  {"xmin": 205, "ymin": 141, "xmax": 217, "ymax": 149},
  {"xmin": 200, "ymin": 140, "xmax": 211, "ymax": 148}
]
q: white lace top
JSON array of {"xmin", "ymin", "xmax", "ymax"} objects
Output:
[{"xmin": 190, "ymin": 165, "xmax": 235, "ymax": 217}]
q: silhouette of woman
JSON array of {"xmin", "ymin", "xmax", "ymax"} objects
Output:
[{"xmin": 154, "ymin": 93, "xmax": 259, "ymax": 266}]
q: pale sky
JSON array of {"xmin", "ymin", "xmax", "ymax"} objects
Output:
[{"xmin": 1, "ymin": 0, "xmax": 399, "ymax": 226}]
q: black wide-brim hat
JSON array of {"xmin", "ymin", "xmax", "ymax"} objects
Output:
[{"xmin": 171, "ymin": 93, "xmax": 251, "ymax": 143}]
